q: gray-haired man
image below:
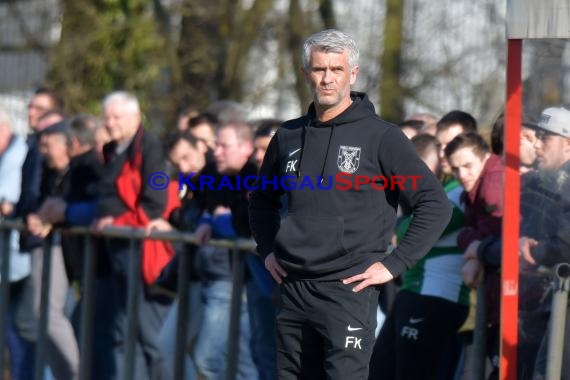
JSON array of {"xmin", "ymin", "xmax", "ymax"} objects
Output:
[{"xmin": 249, "ymin": 29, "xmax": 451, "ymax": 379}]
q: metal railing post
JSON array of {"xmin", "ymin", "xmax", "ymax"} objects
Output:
[
  {"xmin": 225, "ymin": 247, "xmax": 246, "ymax": 380},
  {"xmin": 472, "ymin": 272, "xmax": 487, "ymax": 380},
  {"xmin": 545, "ymin": 263, "xmax": 570, "ymax": 380},
  {"xmin": 79, "ymin": 234, "xmax": 96, "ymax": 380},
  {"xmin": 34, "ymin": 234, "xmax": 53, "ymax": 380},
  {"xmin": 174, "ymin": 248, "xmax": 190, "ymax": 380},
  {"xmin": 124, "ymin": 237, "xmax": 141, "ymax": 380},
  {"xmin": 0, "ymin": 227, "xmax": 12, "ymax": 380}
]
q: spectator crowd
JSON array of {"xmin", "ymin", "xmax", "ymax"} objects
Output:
[{"xmin": 0, "ymin": 86, "xmax": 569, "ymax": 380}]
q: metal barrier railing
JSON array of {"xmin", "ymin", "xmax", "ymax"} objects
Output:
[
  {"xmin": 0, "ymin": 219, "xmax": 256, "ymax": 380},
  {"xmin": 472, "ymin": 272, "xmax": 487, "ymax": 380},
  {"xmin": 546, "ymin": 263, "xmax": 570, "ymax": 380}
]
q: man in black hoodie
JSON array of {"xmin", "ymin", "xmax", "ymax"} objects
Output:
[{"xmin": 249, "ymin": 29, "xmax": 452, "ymax": 379}]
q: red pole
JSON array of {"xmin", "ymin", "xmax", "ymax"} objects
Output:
[{"xmin": 501, "ymin": 38, "xmax": 522, "ymax": 380}]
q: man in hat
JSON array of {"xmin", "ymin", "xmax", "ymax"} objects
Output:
[
  {"xmin": 520, "ymin": 106, "xmax": 570, "ymax": 266},
  {"xmin": 519, "ymin": 106, "xmax": 570, "ymax": 379}
]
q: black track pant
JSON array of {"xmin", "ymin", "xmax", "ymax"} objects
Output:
[
  {"xmin": 277, "ymin": 279, "xmax": 379, "ymax": 380},
  {"xmin": 369, "ymin": 290, "xmax": 468, "ymax": 380}
]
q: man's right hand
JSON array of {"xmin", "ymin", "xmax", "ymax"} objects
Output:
[
  {"xmin": 146, "ymin": 218, "xmax": 173, "ymax": 235},
  {"xmin": 26, "ymin": 213, "xmax": 52, "ymax": 238},
  {"xmin": 265, "ymin": 252, "xmax": 287, "ymax": 284},
  {"xmin": 93, "ymin": 216, "xmax": 115, "ymax": 231}
]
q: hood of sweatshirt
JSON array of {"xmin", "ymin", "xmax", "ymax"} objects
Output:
[
  {"xmin": 306, "ymin": 91, "xmax": 377, "ymax": 125},
  {"xmin": 295, "ymin": 92, "xmax": 377, "ymax": 181}
]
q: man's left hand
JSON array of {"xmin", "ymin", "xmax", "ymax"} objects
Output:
[
  {"xmin": 342, "ymin": 262, "xmax": 394, "ymax": 292},
  {"xmin": 463, "ymin": 240, "xmax": 481, "ymax": 260}
]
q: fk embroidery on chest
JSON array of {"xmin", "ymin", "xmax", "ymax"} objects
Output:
[{"xmin": 337, "ymin": 145, "xmax": 361, "ymax": 174}]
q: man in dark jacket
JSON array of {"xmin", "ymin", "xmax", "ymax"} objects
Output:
[
  {"xmin": 94, "ymin": 91, "xmax": 173, "ymax": 380},
  {"xmin": 519, "ymin": 106, "xmax": 570, "ymax": 379},
  {"xmin": 26, "ymin": 122, "xmax": 80, "ymax": 379},
  {"xmin": 249, "ymin": 29, "xmax": 452, "ymax": 379},
  {"xmin": 9, "ymin": 88, "xmax": 63, "ymax": 380},
  {"xmin": 39, "ymin": 115, "xmax": 105, "ymax": 279},
  {"xmin": 38, "ymin": 115, "xmax": 109, "ymax": 379}
]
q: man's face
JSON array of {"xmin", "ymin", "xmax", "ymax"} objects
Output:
[
  {"xmin": 36, "ymin": 114, "xmax": 64, "ymax": 133},
  {"xmin": 103, "ymin": 101, "xmax": 140, "ymax": 144},
  {"xmin": 28, "ymin": 94, "xmax": 56, "ymax": 131},
  {"xmin": 520, "ymin": 126, "xmax": 537, "ymax": 167},
  {"xmin": 214, "ymin": 127, "xmax": 252, "ymax": 175},
  {"xmin": 534, "ymin": 131, "xmax": 570, "ymax": 171},
  {"xmin": 303, "ymin": 49, "xmax": 358, "ymax": 112},
  {"xmin": 94, "ymin": 127, "xmax": 110, "ymax": 153},
  {"xmin": 41, "ymin": 134, "xmax": 70, "ymax": 170},
  {"xmin": 436, "ymin": 125, "xmax": 465, "ymax": 174},
  {"xmin": 421, "ymin": 148, "xmax": 440, "ymax": 177},
  {"xmin": 190, "ymin": 123, "xmax": 217, "ymax": 150},
  {"xmin": 253, "ymin": 136, "xmax": 272, "ymax": 170},
  {"xmin": 169, "ymin": 139, "xmax": 206, "ymax": 175},
  {"xmin": 448, "ymin": 146, "xmax": 489, "ymax": 192}
]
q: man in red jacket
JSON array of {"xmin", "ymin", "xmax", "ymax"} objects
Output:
[
  {"xmin": 94, "ymin": 91, "xmax": 175, "ymax": 380},
  {"xmin": 445, "ymin": 131, "xmax": 503, "ymax": 379}
]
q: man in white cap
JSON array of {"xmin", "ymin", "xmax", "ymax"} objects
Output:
[
  {"xmin": 519, "ymin": 106, "xmax": 570, "ymax": 379},
  {"xmin": 531, "ymin": 107, "xmax": 570, "ymax": 171}
]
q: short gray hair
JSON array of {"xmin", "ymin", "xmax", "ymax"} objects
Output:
[
  {"xmin": 102, "ymin": 91, "xmax": 140, "ymax": 114},
  {"xmin": 302, "ymin": 29, "xmax": 359, "ymax": 70}
]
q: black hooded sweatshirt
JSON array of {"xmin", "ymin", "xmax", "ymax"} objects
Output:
[{"xmin": 249, "ymin": 92, "xmax": 452, "ymax": 280}]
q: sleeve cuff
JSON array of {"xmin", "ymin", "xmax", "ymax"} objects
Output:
[
  {"xmin": 381, "ymin": 252, "xmax": 408, "ymax": 278},
  {"xmin": 476, "ymin": 236, "xmax": 499, "ymax": 267},
  {"xmin": 198, "ymin": 212, "xmax": 213, "ymax": 226}
]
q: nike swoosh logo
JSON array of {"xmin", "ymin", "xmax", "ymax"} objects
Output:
[
  {"xmin": 347, "ymin": 325, "xmax": 363, "ymax": 332},
  {"xmin": 288, "ymin": 148, "xmax": 301, "ymax": 157},
  {"xmin": 409, "ymin": 318, "xmax": 424, "ymax": 324}
]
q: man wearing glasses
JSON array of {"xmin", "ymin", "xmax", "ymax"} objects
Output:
[{"xmin": 11, "ymin": 88, "xmax": 64, "ymax": 379}]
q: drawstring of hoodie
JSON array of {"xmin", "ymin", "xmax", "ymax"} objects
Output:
[
  {"xmin": 296, "ymin": 119, "xmax": 335, "ymax": 185},
  {"xmin": 319, "ymin": 124, "xmax": 335, "ymax": 184},
  {"xmin": 296, "ymin": 120, "xmax": 309, "ymax": 178}
]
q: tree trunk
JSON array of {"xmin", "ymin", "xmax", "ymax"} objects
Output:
[
  {"xmin": 379, "ymin": 0, "xmax": 405, "ymax": 123},
  {"xmin": 319, "ymin": 0, "xmax": 336, "ymax": 30},
  {"xmin": 177, "ymin": 0, "xmax": 225, "ymax": 109},
  {"xmin": 288, "ymin": 0, "xmax": 311, "ymax": 110},
  {"xmin": 219, "ymin": 0, "xmax": 273, "ymax": 101}
]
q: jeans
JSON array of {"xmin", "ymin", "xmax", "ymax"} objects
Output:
[
  {"xmin": 193, "ymin": 280, "xmax": 258, "ymax": 380},
  {"xmin": 71, "ymin": 276, "xmax": 117, "ymax": 380},
  {"xmin": 246, "ymin": 280, "xmax": 277, "ymax": 380},
  {"xmin": 6, "ymin": 279, "xmax": 35, "ymax": 380},
  {"xmin": 158, "ymin": 282, "xmax": 202, "ymax": 380}
]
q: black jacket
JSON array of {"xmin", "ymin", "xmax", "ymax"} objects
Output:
[
  {"xmin": 37, "ymin": 150, "xmax": 104, "ymax": 280},
  {"xmin": 16, "ymin": 133, "xmax": 44, "ymax": 251},
  {"xmin": 64, "ymin": 150, "xmax": 104, "ymax": 280},
  {"xmin": 249, "ymin": 92, "xmax": 452, "ymax": 280},
  {"xmin": 98, "ymin": 127, "xmax": 166, "ymax": 220},
  {"xmin": 523, "ymin": 161, "xmax": 570, "ymax": 266}
]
